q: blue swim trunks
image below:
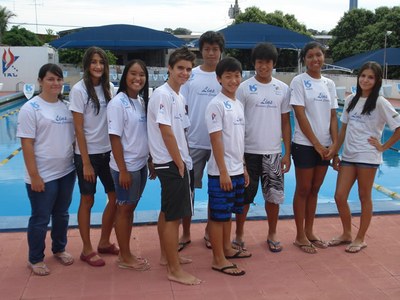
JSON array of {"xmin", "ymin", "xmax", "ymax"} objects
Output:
[{"xmin": 208, "ymin": 174, "xmax": 244, "ymax": 222}]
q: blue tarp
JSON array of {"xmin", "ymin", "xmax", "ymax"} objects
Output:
[
  {"xmin": 192, "ymin": 22, "xmax": 313, "ymax": 49},
  {"xmin": 49, "ymin": 24, "xmax": 186, "ymax": 50},
  {"xmin": 334, "ymin": 48, "xmax": 400, "ymax": 70}
]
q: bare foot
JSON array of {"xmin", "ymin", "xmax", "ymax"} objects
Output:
[
  {"xmin": 160, "ymin": 255, "xmax": 192, "ymax": 266},
  {"xmin": 167, "ymin": 269, "xmax": 202, "ymax": 285}
]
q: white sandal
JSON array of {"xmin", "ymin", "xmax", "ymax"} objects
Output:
[
  {"xmin": 54, "ymin": 251, "xmax": 74, "ymax": 265},
  {"xmin": 28, "ymin": 262, "xmax": 50, "ymax": 276}
]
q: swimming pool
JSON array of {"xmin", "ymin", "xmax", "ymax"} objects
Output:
[{"xmin": 1, "ymin": 97, "xmax": 400, "ymax": 228}]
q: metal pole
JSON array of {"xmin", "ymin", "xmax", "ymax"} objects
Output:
[{"xmin": 383, "ymin": 33, "xmax": 387, "ymax": 80}]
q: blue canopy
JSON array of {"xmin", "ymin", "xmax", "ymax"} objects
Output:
[
  {"xmin": 192, "ymin": 22, "xmax": 313, "ymax": 49},
  {"xmin": 49, "ymin": 24, "xmax": 186, "ymax": 50},
  {"xmin": 334, "ymin": 48, "xmax": 400, "ymax": 70}
]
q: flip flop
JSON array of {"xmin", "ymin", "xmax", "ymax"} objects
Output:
[
  {"xmin": 328, "ymin": 239, "xmax": 352, "ymax": 247},
  {"xmin": 266, "ymin": 239, "xmax": 283, "ymax": 253},
  {"xmin": 118, "ymin": 260, "xmax": 151, "ymax": 271},
  {"xmin": 293, "ymin": 242, "xmax": 317, "ymax": 254},
  {"xmin": 178, "ymin": 240, "xmax": 191, "ymax": 252},
  {"xmin": 97, "ymin": 243, "xmax": 120, "ymax": 255},
  {"xmin": 309, "ymin": 239, "xmax": 328, "ymax": 249},
  {"xmin": 232, "ymin": 239, "xmax": 247, "ymax": 251},
  {"xmin": 80, "ymin": 252, "xmax": 105, "ymax": 267},
  {"xmin": 212, "ymin": 263, "xmax": 245, "ymax": 276},
  {"xmin": 225, "ymin": 249, "xmax": 252, "ymax": 259},
  {"xmin": 204, "ymin": 236, "xmax": 212, "ymax": 249},
  {"xmin": 28, "ymin": 262, "xmax": 50, "ymax": 276},
  {"xmin": 345, "ymin": 242, "xmax": 367, "ymax": 253},
  {"xmin": 53, "ymin": 251, "xmax": 74, "ymax": 265}
]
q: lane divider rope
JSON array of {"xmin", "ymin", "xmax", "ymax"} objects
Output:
[{"xmin": 0, "ymin": 147, "xmax": 22, "ymax": 167}]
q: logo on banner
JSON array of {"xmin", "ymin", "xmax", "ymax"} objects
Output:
[
  {"xmin": 2, "ymin": 48, "xmax": 19, "ymax": 77},
  {"xmin": 23, "ymin": 84, "xmax": 35, "ymax": 100}
]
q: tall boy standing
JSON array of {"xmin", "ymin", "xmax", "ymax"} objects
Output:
[
  {"xmin": 147, "ymin": 47, "xmax": 201, "ymax": 285},
  {"xmin": 179, "ymin": 31, "xmax": 225, "ymax": 250},
  {"xmin": 206, "ymin": 57, "xmax": 251, "ymax": 277},
  {"xmin": 234, "ymin": 43, "xmax": 291, "ymax": 252}
]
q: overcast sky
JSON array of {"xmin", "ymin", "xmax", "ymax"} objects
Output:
[{"xmin": 3, "ymin": 0, "xmax": 399, "ymax": 35}]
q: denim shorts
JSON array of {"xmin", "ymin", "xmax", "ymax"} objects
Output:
[
  {"xmin": 291, "ymin": 142, "xmax": 330, "ymax": 168},
  {"xmin": 74, "ymin": 152, "xmax": 115, "ymax": 195},
  {"xmin": 111, "ymin": 165, "xmax": 148, "ymax": 205},
  {"xmin": 208, "ymin": 174, "xmax": 244, "ymax": 222},
  {"xmin": 340, "ymin": 160, "xmax": 379, "ymax": 169}
]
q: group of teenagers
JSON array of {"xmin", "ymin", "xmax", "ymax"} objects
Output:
[{"xmin": 17, "ymin": 30, "xmax": 400, "ymax": 285}]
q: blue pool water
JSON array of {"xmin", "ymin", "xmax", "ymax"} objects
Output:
[{"xmin": 1, "ymin": 97, "xmax": 400, "ymax": 218}]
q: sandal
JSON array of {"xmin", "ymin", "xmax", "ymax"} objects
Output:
[
  {"xmin": 204, "ymin": 236, "xmax": 212, "ymax": 249},
  {"xmin": 80, "ymin": 252, "xmax": 105, "ymax": 267},
  {"xmin": 232, "ymin": 239, "xmax": 247, "ymax": 251},
  {"xmin": 97, "ymin": 243, "xmax": 119, "ymax": 255},
  {"xmin": 28, "ymin": 262, "xmax": 50, "ymax": 276},
  {"xmin": 54, "ymin": 251, "xmax": 74, "ymax": 266},
  {"xmin": 293, "ymin": 241, "xmax": 317, "ymax": 254}
]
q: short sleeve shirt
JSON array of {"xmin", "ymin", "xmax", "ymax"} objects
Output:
[
  {"xmin": 147, "ymin": 82, "xmax": 192, "ymax": 169},
  {"xmin": 290, "ymin": 73, "xmax": 338, "ymax": 147},
  {"xmin": 17, "ymin": 96, "xmax": 75, "ymax": 183},
  {"xmin": 206, "ymin": 92, "xmax": 245, "ymax": 176}
]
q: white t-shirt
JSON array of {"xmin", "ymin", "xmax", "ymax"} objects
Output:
[
  {"xmin": 17, "ymin": 96, "xmax": 75, "ymax": 183},
  {"xmin": 180, "ymin": 66, "xmax": 221, "ymax": 150},
  {"xmin": 206, "ymin": 92, "xmax": 245, "ymax": 176},
  {"xmin": 341, "ymin": 95, "xmax": 400, "ymax": 164},
  {"xmin": 237, "ymin": 76, "xmax": 291, "ymax": 154},
  {"xmin": 69, "ymin": 80, "xmax": 114, "ymax": 154},
  {"xmin": 107, "ymin": 92, "xmax": 149, "ymax": 172},
  {"xmin": 290, "ymin": 72, "xmax": 338, "ymax": 147},
  {"xmin": 147, "ymin": 82, "xmax": 192, "ymax": 169}
]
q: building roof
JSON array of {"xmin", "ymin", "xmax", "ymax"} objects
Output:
[{"xmin": 49, "ymin": 24, "xmax": 186, "ymax": 50}]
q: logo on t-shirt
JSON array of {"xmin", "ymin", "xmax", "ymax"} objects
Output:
[
  {"xmin": 249, "ymin": 84, "xmax": 257, "ymax": 93},
  {"xmin": 315, "ymin": 92, "xmax": 330, "ymax": 102},
  {"xmin": 303, "ymin": 80, "xmax": 312, "ymax": 90},
  {"xmin": 199, "ymin": 86, "xmax": 217, "ymax": 97},
  {"xmin": 233, "ymin": 117, "xmax": 244, "ymax": 126},
  {"xmin": 256, "ymin": 98, "xmax": 277, "ymax": 108},
  {"xmin": 159, "ymin": 103, "xmax": 165, "ymax": 114},
  {"xmin": 29, "ymin": 101, "xmax": 40, "ymax": 110},
  {"xmin": 223, "ymin": 100, "xmax": 232, "ymax": 110}
]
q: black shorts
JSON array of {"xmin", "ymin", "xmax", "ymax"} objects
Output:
[
  {"xmin": 74, "ymin": 152, "xmax": 115, "ymax": 195},
  {"xmin": 291, "ymin": 142, "xmax": 330, "ymax": 168},
  {"xmin": 154, "ymin": 161, "xmax": 193, "ymax": 222}
]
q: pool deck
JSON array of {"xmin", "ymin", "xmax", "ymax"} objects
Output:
[
  {"xmin": 1, "ymin": 92, "xmax": 400, "ymax": 299},
  {"xmin": 1, "ymin": 215, "xmax": 400, "ymax": 299}
]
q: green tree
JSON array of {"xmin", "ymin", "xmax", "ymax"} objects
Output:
[
  {"xmin": 0, "ymin": 6, "xmax": 16, "ymax": 43},
  {"xmin": 59, "ymin": 48, "xmax": 117, "ymax": 66},
  {"xmin": 329, "ymin": 6, "xmax": 400, "ymax": 78},
  {"xmin": 2, "ymin": 26, "xmax": 43, "ymax": 46},
  {"xmin": 231, "ymin": 7, "xmax": 310, "ymax": 70},
  {"xmin": 164, "ymin": 27, "xmax": 192, "ymax": 35}
]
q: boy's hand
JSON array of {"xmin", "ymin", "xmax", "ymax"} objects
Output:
[
  {"xmin": 220, "ymin": 170, "xmax": 233, "ymax": 191},
  {"xmin": 244, "ymin": 167, "xmax": 250, "ymax": 187}
]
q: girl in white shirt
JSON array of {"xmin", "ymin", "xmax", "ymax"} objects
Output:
[
  {"xmin": 329, "ymin": 61, "xmax": 400, "ymax": 253},
  {"xmin": 107, "ymin": 60, "xmax": 155, "ymax": 270},
  {"xmin": 17, "ymin": 64, "xmax": 75, "ymax": 275},
  {"xmin": 290, "ymin": 42, "xmax": 338, "ymax": 254},
  {"xmin": 69, "ymin": 47, "xmax": 118, "ymax": 267}
]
